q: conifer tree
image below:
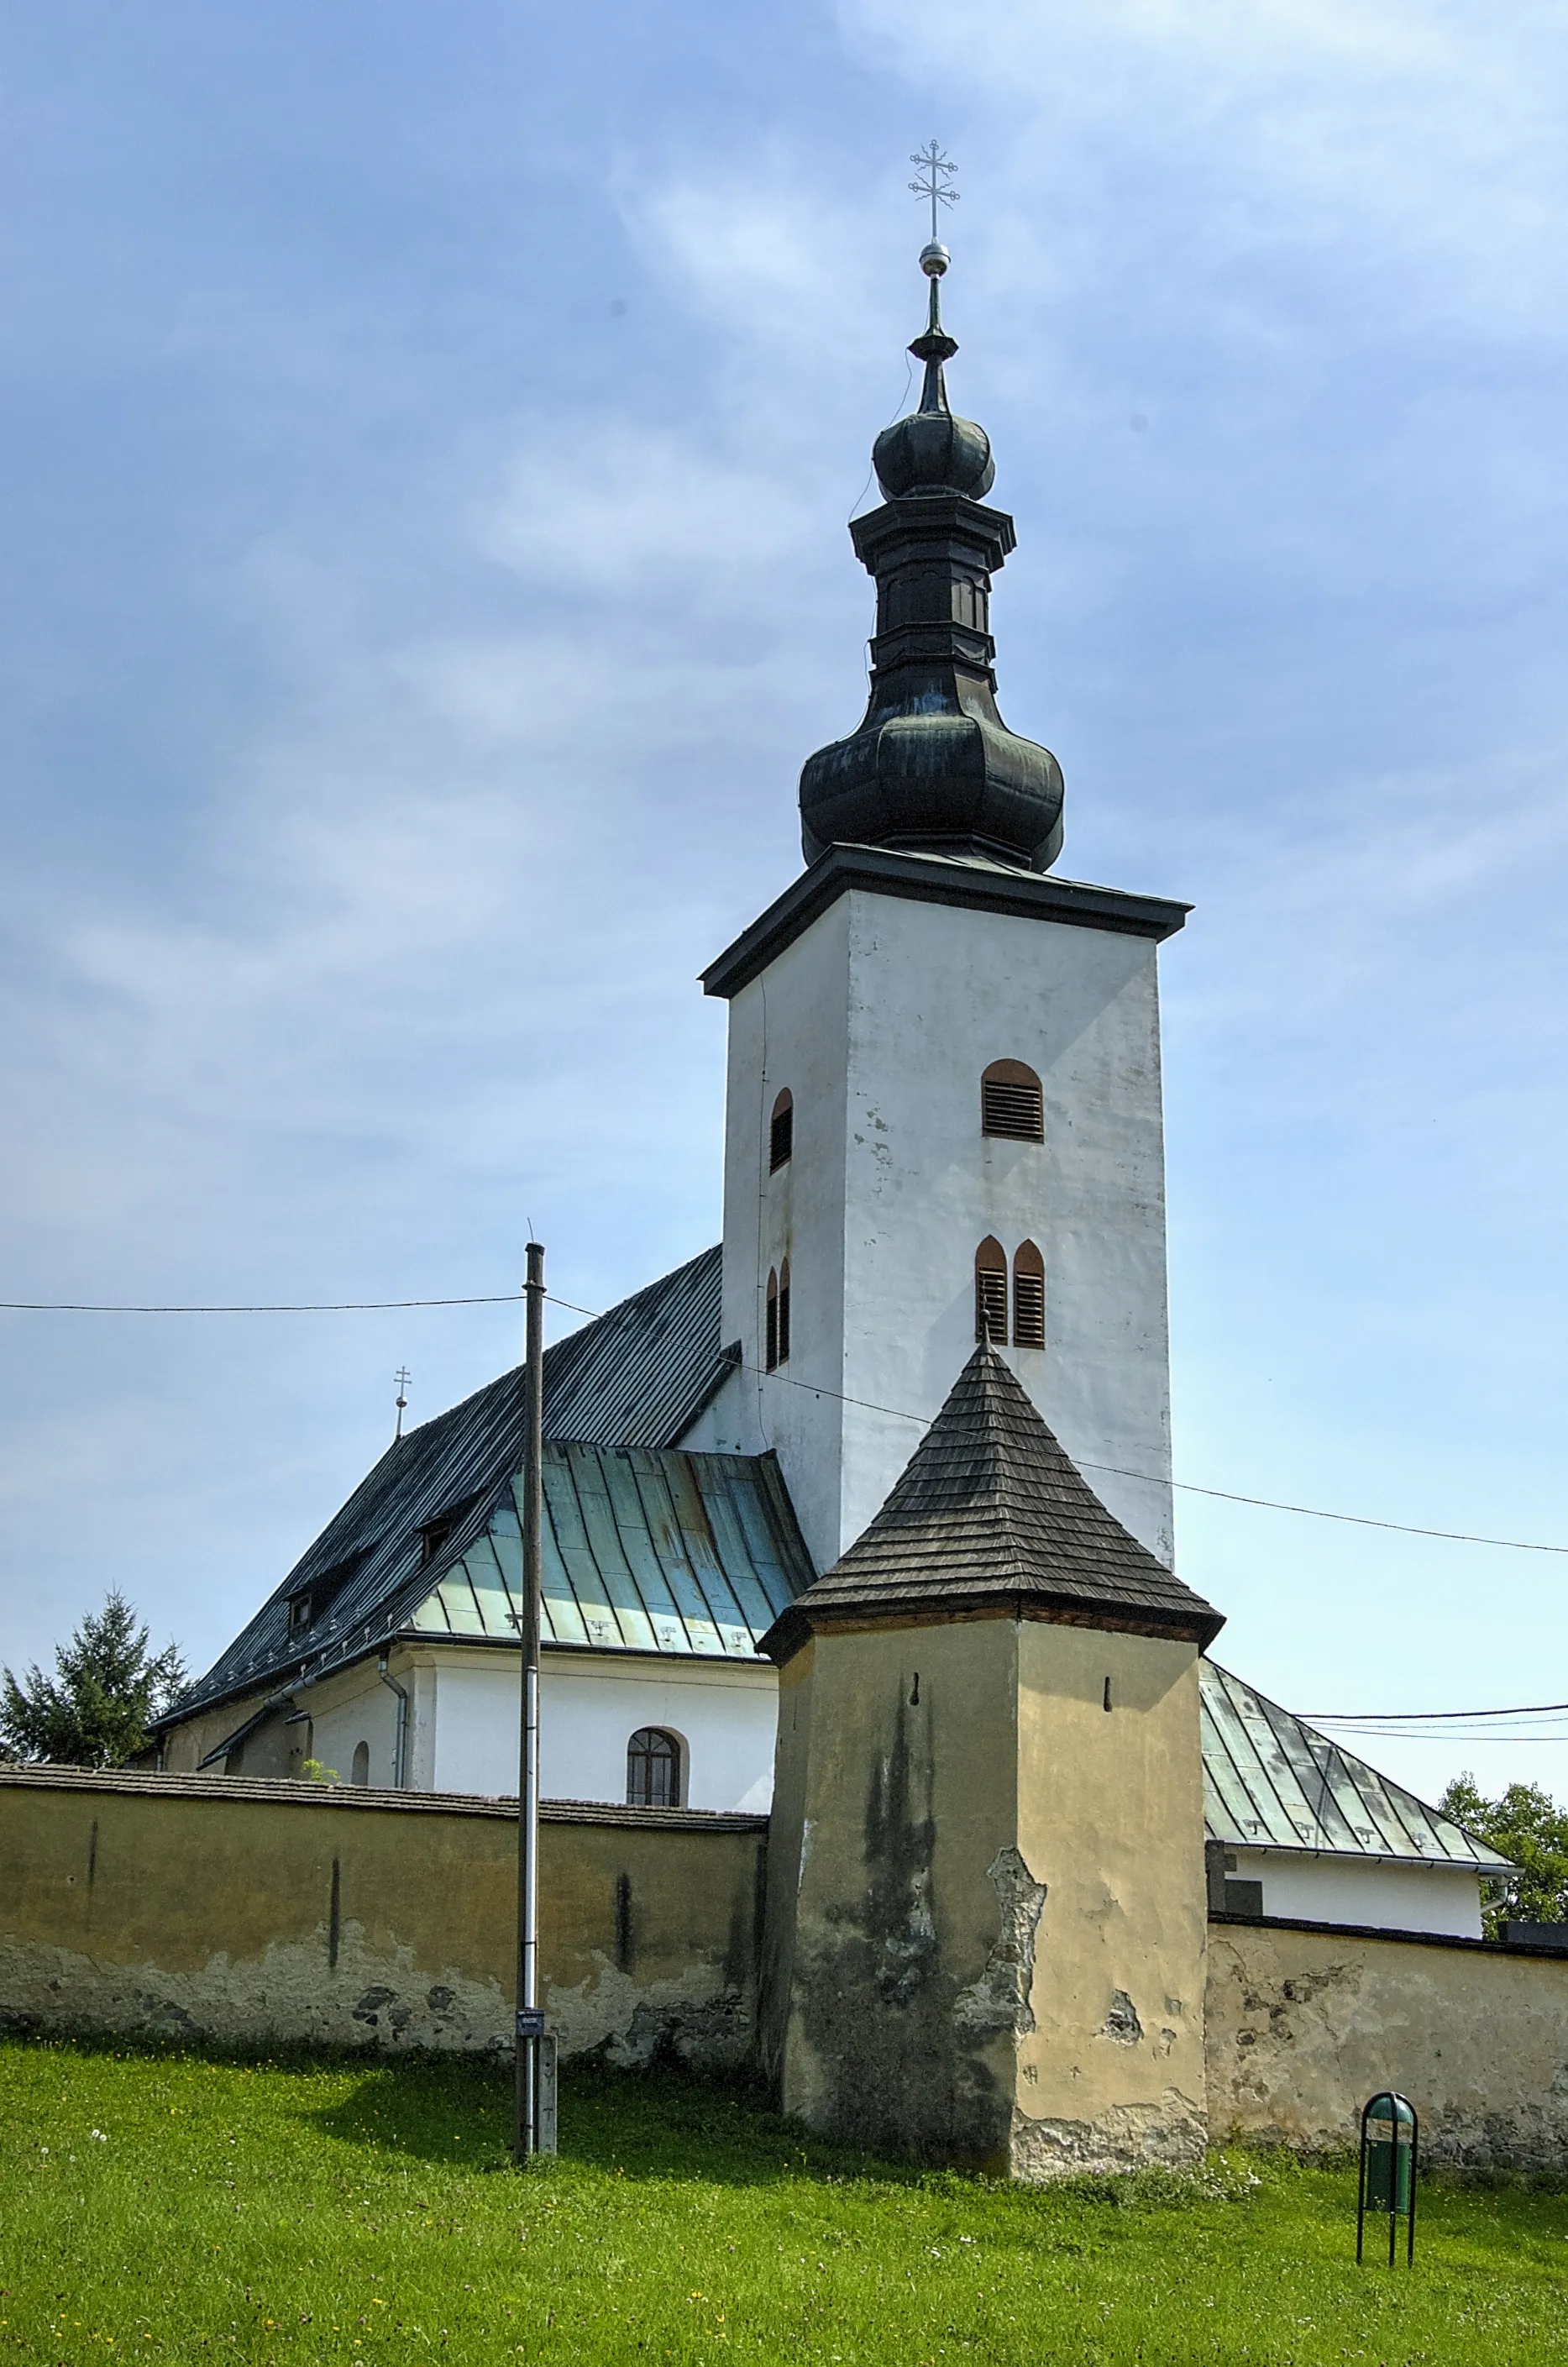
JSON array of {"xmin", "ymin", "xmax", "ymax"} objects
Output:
[{"xmin": 0, "ymin": 1589, "xmax": 187, "ymax": 1767}]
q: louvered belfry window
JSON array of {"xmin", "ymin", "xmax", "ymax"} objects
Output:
[
  {"xmin": 766, "ymin": 1264, "xmax": 790, "ymax": 1370},
  {"xmin": 975, "ymin": 1237, "xmax": 1009, "ymax": 1343},
  {"xmin": 1013, "ymin": 1240, "xmax": 1046, "ymax": 1350},
  {"xmin": 769, "ymin": 1089, "xmax": 794, "ymax": 1173},
  {"xmin": 981, "ymin": 1059, "xmax": 1044, "ymax": 1142},
  {"xmin": 627, "ymin": 1726, "xmax": 680, "ymax": 1808}
]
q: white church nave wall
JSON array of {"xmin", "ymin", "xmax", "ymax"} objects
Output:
[
  {"xmin": 416, "ymin": 1644, "xmax": 779, "ymax": 1813},
  {"xmin": 1224, "ymin": 1848, "xmax": 1485, "ymax": 1940}
]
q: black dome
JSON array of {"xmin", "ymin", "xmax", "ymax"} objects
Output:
[
  {"xmin": 873, "ymin": 408, "xmax": 994, "ymax": 501},
  {"xmin": 797, "ymin": 256, "xmax": 1064, "ymax": 874}
]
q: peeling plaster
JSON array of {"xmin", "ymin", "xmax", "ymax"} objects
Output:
[
  {"xmin": 1011, "ymin": 2091, "xmax": 1208, "ymax": 2176},
  {"xmin": 953, "ymin": 1849, "xmax": 1046, "ymax": 2039},
  {"xmin": 0, "ymin": 1927, "xmax": 753, "ymax": 2069},
  {"xmin": 1099, "ymin": 1990, "xmax": 1143, "ymax": 2046}
]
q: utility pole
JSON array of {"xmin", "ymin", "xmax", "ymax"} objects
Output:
[{"xmin": 512, "ymin": 1239, "xmax": 553, "ymax": 2160}]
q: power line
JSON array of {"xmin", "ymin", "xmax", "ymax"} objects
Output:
[
  {"xmin": 1309, "ymin": 1701, "xmax": 1568, "ymax": 1724},
  {"xmin": 1083, "ymin": 1469, "xmax": 1568, "ymax": 1559},
  {"xmin": 7, "ymin": 1282, "xmax": 1568, "ymax": 1562},
  {"xmin": 0, "ymin": 1294, "xmax": 517, "ymax": 1314},
  {"xmin": 557, "ymin": 1293, "xmax": 1568, "ymax": 1559}
]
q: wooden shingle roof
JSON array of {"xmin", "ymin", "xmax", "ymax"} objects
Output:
[{"xmin": 761, "ymin": 1341, "xmax": 1223, "ymax": 1661}]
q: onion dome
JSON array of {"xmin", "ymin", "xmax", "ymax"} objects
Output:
[
  {"xmin": 871, "ymin": 242, "xmax": 996, "ymax": 500},
  {"xmin": 799, "ymin": 243, "xmax": 1064, "ymax": 874}
]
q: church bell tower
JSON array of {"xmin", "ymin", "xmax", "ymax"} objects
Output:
[{"xmin": 692, "ymin": 227, "xmax": 1188, "ymax": 1579}]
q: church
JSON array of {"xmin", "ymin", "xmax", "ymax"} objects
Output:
[{"xmin": 151, "ymin": 228, "xmax": 1507, "ymax": 1995}]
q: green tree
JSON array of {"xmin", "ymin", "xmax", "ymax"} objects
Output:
[
  {"xmin": 0, "ymin": 1590, "xmax": 187, "ymax": 1768},
  {"xmin": 1440, "ymin": 1773, "xmax": 1568, "ymax": 1935}
]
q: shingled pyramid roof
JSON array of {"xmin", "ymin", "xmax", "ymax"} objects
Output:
[{"xmin": 760, "ymin": 1341, "xmax": 1224, "ymax": 1661}]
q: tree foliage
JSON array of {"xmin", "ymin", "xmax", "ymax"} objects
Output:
[
  {"xmin": 0, "ymin": 1589, "xmax": 187, "ymax": 1768},
  {"xmin": 1440, "ymin": 1773, "xmax": 1568, "ymax": 1935}
]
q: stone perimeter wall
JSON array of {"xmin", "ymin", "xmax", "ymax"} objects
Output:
[
  {"xmin": 1209, "ymin": 1915, "xmax": 1568, "ymax": 2168},
  {"xmin": 0, "ymin": 1770, "xmax": 765, "ymax": 2069},
  {"xmin": 7, "ymin": 1774, "xmax": 1568, "ymax": 2170}
]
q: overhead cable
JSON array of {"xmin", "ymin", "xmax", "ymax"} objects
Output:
[{"xmin": 6, "ymin": 1282, "xmax": 1567, "ymax": 1561}]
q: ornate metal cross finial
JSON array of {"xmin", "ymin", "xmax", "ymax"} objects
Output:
[
  {"xmin": 909, "ymin": 141, "xmax": 958, "ymax": 244},
  {"xmin": 394, "ymin": 1366, "xmax": 411, "ymax": 1440}
]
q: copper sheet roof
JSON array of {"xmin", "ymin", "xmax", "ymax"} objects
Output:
[
  {"xmin": 414, "ymin": 1444, "xmax": 810, "ymax": 1659},
  {"xmin": 1201, "ymin": 1659, "xmax": 1512, "ymax": 1869}
]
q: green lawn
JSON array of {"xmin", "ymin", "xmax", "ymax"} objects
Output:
[{"xmin": 3, "ymin": 2040, "xmax": 1567, "ymax": 2364}]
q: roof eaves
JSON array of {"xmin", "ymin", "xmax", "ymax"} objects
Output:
[{"xmin": 701, "ymin": 844, "xmax": 1191, "ymax": 1002}]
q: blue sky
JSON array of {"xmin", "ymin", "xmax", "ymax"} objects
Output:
[{"xmin": 4, "ymin": 0, "xmax": 1568, "ymax": 1802}]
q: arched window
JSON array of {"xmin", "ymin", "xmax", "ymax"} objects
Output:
[
  {"xmin": 766, "ymin": 1262, "xmax": 791, "ymax": 1370},
  {"xmin": 350, "ymin": 1740, "xmax": 370, "ymax": 1787},
  {"xmin": 1013, "ymin": 1241, "xmax": 1046, "ymax": 1350},
  {"xmin": 769, "ymin": 1088, "xmax": 794, "ymax": 1173},
  {"xmin": 981, "ymin": 1059, "xmax": 1044, "ymax": 1142},
  {"xmin": 975, "ymin": 1237, "xmax": 1008, "ymax": 1344},
  {"xmin": 627, "ymin": 1727, "xmax": 681, "ymax": 1809}
]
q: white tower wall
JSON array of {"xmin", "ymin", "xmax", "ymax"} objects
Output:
[{"xmin": 691, "ymin": 881, "xmax": 1176, "ymax": 1573}]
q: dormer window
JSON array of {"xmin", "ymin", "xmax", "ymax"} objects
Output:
[
  {"xmin": 981, "ymin": 1059, "xmax": 1043, "ymax": 1142},
  {"xmin": 418, "ymin": 1493, "xmax": 479, "ymax": 1569},
  {"xmin": 769, "ymin": 1089, "xmax": 794, "ymax": 1173},
  {"xmin": 283, "ymin": 1551, "xmax": 361, "ymax": 1640}
]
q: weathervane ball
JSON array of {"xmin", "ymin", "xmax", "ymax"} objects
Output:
[{"xmin": 920, "ymin": 240, "xmax": 950, "ymax": 278}]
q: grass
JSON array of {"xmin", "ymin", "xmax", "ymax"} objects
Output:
[{"xmin": 3, "ymin": 2040, "xmax": 1568, "ymax": 2364}]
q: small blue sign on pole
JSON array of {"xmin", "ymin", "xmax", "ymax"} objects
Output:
[{"xmin": 1357, "ymin": 2091, "xmax": 1418, "ymax": 2265}]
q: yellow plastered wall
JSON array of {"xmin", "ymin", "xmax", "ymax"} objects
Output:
[
  {"xmin": 1015, "ymin": 1625, "xmax": 1209, "ymax": 2173},
  {"xmin": 763, "ymin": 1616, "xmax": 1210, "ymax": 2174},
  {"xmin": 768, "ymin": 1619, "xmax": 1022, "ymax": 2169},
  {"xmin": 0, "ymin": 1774, "xmax": 763, "ymax": 2067},
  {"xmin": 1207, "ymin": 1922, "xmax": 1568, "ymax": 2165}
]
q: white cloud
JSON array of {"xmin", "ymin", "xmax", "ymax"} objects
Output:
[{"xmin": 842, "ymin": 0, "xmax": 1568, "ymax": 335}]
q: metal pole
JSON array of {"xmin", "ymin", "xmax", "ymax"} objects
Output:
[{"xmin": 513, "ymin": 1240, "xmax": 546, "ymax": 2163}]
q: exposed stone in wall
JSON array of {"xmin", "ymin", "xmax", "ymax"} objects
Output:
[
  {"xmin": 0, "ymin": 1930, "xmax": 514, "ymax": 2055},
  {"xmin": 952, "ymin": 1849, "xmax": 1047, "ymax": 2039},
  {"xmin": 0, "ymin": 1929, "xmax": 752, "ymax": 2066},
  {"xmin": 1208, "ymin": 1922, "xmax": 1568, "ymax": 2169},
  {"xmin": 1010, "ymin": 2091, "xmax": 1209, "ymax": 2177}
]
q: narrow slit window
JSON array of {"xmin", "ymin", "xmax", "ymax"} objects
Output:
[
  {"xmin": 1013, "ymin": 1240, "xmax": 1046, "ymax": 1349},
  {"xmin": 765, "ymin": 1267, "xmax": 779, "ymax": 1372},
  {"xmin": 769, "ymin": 1089, "xmax": 794, "ymax": 1173},
  {"xmin": 777, "ymin": 1258, "xmax": 791, "ymax": 1365},
  {"xmin": 627, "ymin": 1727, "xmax": 680, "ymax": 1808},
  {"xmin": 981, "ymin": 1059, "xmax": 1044, "ymax": 1142},
  {"xmin": 975, "ymin": 1236, "xmax": 1009, "ymax": 1344}
]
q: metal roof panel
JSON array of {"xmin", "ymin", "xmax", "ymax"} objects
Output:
[{"xmin": 1201, "ymin": 1661, "xmax": 1513, "ymax": 1869}]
